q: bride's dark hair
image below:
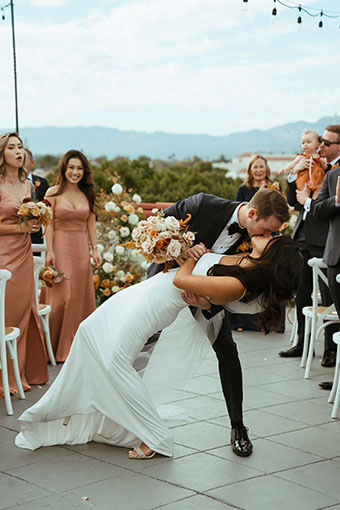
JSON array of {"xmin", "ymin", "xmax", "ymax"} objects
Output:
[{"xmin": 207, "ymin": 236, "xmax": 303, "ymax": 334}]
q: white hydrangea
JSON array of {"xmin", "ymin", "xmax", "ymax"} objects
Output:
[
  {"xmin": 102, "ymin": 262, "xmax": 113, "ymax": 274},
  {"xmin": 115, "ymin": 245, "xmax": 125, "ymax": 256},
  {"xmin": 132, "ymin": 193, "xmax": 142, "ymax": 203},
  {"xmin": 111, "ymin": 285, "xmax": 120, "ymax": 293},
  {"xmin": 111, "ymin": 183, "xmax": 123, "ymax": 195},
  {"xmin": 120, "ymin": 226, "xmax": 130, "ymax": 237},
  {"xmin": 103, "ymin": 252, "xmax": 114, "ymax": 262},
  {"xmin": 104, "ymin": 201, "xmax": 117, "ymax": 212},
  {"xmin": 128, "ymin": 213, "xmax": 139, "ymax": 226}
]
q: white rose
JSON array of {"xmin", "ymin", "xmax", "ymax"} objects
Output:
[
  {"xmin": 116, "ymin": 270, "xmax": 126, "ymax": 282},
  {"xmin": 96, "ymin": 243, "xmax": 104, "ymax": 253},
  {"xmin": 128, "ymin": 213, "xmax": 139, "ymax": 226},
  {"xmin": 102, "ymin": 262, "xmax": 113, "ymax": 274},
  {"xmin": 147, "ymin": 216, "xmax": 158, "ymax": 226},
  {"xmin": 141, "ymin": 239, "xmax": 154, "ymax": 254},
  {"xmin": 111, "ymin": 183, "xmax": 123, "ymax": 195},
  {"xmin": 132, "ymin": 226, "xmax": 142, "ymax": 241},
  {"xmin": 132, "ymin": 193, "xmax": 142, "ymax": 203},
  {"xmin": 165, "ymin": 216, "xmax": 180, "ymax": 231},
  {"xmin": 152, "ymin": 208, "xmax": 158, "ymax": 213},
  {"xmin": 111, "ymin": 285, "xmax": 120, "ymax": 293},
  {"xmin": 103, "ymin": 252, "xmax": 114, "ymax": 262},
  {"xmin": 104, "ymin": 201, "xmax": 117, "ymax": 212},
  {"xmin": 107, "ymin": 229, "xmax": 117, "ymax": 240},
  {"xmin": 167, "ymin": 239, "xmax": 182, "ymax": 258},
  {"xmin": 115, "ymin": 245, "xmax": 125, "ymax": 256},
  {"xmin": 27, "ymin": 201, "xmax": 36, "ymax": 209},
  {"xmin": 183, "ymin": 231, "xmax": 195, "ymax": 243},
  {"xmin": 120, "ymin": 226, "xmax": 130, "ymax": 237},
  {"xmin": 114, "ymin": 206, "xmax": 121, "ymax": 213}
]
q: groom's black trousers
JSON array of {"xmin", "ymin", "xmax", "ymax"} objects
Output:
[{"xmin": 212, "ymin": 311, "xmax": 243, "ymax": 427}]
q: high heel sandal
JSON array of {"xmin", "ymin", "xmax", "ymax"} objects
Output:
[{"xmin": 128, "ymin": 446, "xmax": 156, "ymax": 460}]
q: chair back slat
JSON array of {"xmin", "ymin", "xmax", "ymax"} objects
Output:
[
  {"xmin": 33, "ymin": 256, "xmax": 44, "ymax": 309},
  {"xmin": 0, "ymin": 270, "xmax": 12, "ymax": 336}
]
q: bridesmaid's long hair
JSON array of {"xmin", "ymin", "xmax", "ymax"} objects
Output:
[
  {"xmin": 50, "ymin": 150, "xmax": 97, "ymax": 213},
  {"xmin": 207, "ymin": 236, "xmax": 303, "ymax": 334},
  {"xmin": 0, "ymin": 132, "xmax": 27, "ymax": 182}
]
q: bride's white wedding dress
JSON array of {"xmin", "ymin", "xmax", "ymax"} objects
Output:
[{"xmin": 15, "ymin": 253, "xmax": 261, "ymax": 455}]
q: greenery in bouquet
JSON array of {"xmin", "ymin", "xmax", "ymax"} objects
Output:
[
  {"xmin": 17, "ymin": 198, "xmax": 52, "ymax": 228},
  {"xmin": 39, "ymin": 265, "xmax": 67, "ymax": 287},
  {"xmin": 92, "ymin": 171, "xmax": 147, "ymax": 305}
]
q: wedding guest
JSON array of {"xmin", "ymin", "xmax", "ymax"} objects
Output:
[
  {"xmin": 279, "ymin": 126, "xmax": 340, "ymax": 364},
  {"xmin": 0, "ymin": 132, "xmax": 48, "ymax": 396},
  {"xmin": 24, "ymin": 149, "xmax": 49, "ymax": 246},
  {"xmin": 236, "ymin": 154, "xmax": 279, "ymax": 202},
  {"xmin": 43, "ymin": 150, "xmax": 102, "ymax": 362},
  {"xmin": 280, "ymin": 130, "xmax": 326, "ymax": 198},
  {"xmin": 293, "ymin": 125, "xmax": 340, "ymax": 376},
  {"xmin": 234, "ymin": 155, "xmax": 281, "ymax": 332}
]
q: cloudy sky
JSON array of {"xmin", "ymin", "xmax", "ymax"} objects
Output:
[{"xmin": 1, "ymin": 0, "xmax": 339, "ymax": 135}]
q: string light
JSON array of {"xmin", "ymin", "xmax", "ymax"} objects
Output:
[
  {"xmin": 242, "ymin": 0, "xmax": 340, "ymax": 29},
  {"xmin": 1, "ymin": 2, "xmax": 10, "ymax": 21}
]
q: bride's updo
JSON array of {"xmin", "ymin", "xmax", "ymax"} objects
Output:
[{"xmin": 207, "ymin": 236, "xmax": 303, "ymax": 334}]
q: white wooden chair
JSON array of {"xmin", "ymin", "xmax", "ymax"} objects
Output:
[
  {"xmin": 0, "ymin": 270, "xmax": 25, "ymax": 415},
  {"xmin": 300, "ymin": 258, "xmax": 340, "ymax": 379},
  {"xmin": 328, "ymin": 273, "xmax": 340, "ymax": 419},
  {"xmin": 33, "ymin": 256, "xmax": 56, "ymax": 366},
  {"xmin": 288, "ymin": 306, "xmax": 298, "ymax": 346}
]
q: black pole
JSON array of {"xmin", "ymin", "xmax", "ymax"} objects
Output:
[{"xmin": 10, "ymin": 0, "xmax": 18, "ymax": 134}]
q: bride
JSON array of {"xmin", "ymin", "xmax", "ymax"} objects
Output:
[{"xmin": 15, "ymin": 235, "xmax": 302, "ymax": 459}]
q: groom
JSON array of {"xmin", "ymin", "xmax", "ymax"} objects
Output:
[{"xmin": 148, "ymin": 189, "xmax": 290, "ymax": 456}]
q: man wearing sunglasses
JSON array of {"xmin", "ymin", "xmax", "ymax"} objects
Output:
[{"xmin": 295, "ymin": 125, "xmax": 340, "ymax": 387}]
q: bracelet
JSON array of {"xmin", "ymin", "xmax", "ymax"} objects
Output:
[
  {"xmin": 17, "ymin": 223, "xmax": 22, "ymax": 233},
  {"xmin": 92, "ymin": 245, "xmax": 98, "ymax": 250}
]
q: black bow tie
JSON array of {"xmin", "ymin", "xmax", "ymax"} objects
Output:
[{"xmin": 228, "ymin": 222, "xmax": 246, "ymax": 236}]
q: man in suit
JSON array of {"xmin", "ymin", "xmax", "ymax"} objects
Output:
[
  {"xmin": 296, "ymin": 125, "xmax": 340, "ymax": 390},
  {"xmin": 148, "ymin": 189, "xmax": 290, "ymax": 456},
  {"xmin": 279, "ymin": 126, "xmax": 340, "ymax": 366},
  {"xmin": 24, "ymin": 148, "xmax": 49, "ymax": 245}
]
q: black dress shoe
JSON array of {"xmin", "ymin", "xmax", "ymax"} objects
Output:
[
  {"xmin": 278, "ymin": 345, "xmax": 303, "ymax": 358},
  {"xmin": 319, "ymin": 381, "xmax": 333, "ymax": 390},
  {"xmin": 321, "ymin": 350, "xmax": 336, "ymax": 367},
  {"xmin": 230, "ymin": 425, "xmax": 253, "ymax": 457}
]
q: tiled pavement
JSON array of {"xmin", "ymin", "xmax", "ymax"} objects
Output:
[{"xmin": 1, "ymin": 320, "xmax": 340, "ymax": 510}]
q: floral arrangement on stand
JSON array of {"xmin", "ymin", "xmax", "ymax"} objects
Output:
[{"xmin": 92, "ymin": 174, "xmax": 147, "ymax": 306}]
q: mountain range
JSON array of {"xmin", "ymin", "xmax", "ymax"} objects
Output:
[{"xmin": 3, "ymin": 116, "xmax": 334, "ymax": 160}]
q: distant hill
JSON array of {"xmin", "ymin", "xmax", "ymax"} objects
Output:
[{"xmin": 3, "ymin": 117, "xmax": 333, "ymax": 159}]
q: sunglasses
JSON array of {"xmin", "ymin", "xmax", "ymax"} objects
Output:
[{"xmin": 320, "ymin": 137, "xmax": 340, "ymax": 147}]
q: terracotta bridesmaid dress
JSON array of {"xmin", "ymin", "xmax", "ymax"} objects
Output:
[
  {"xmin": 44, "ymin": 195, "xmax": 96, "ymax": 362},
  {"xmin": 0, "ymin": 188, "xmax": 48, "ymax": 397}
]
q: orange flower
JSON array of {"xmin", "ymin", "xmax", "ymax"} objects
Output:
[
  {"xmin": 102, "ymin": 288, "xmax": 111, "ymax": 296},
  {"xmin": 93, "ymin": 275, "xmax": 100, "ymax": 289},
  {"xmin": 101, "ymin": 279, "xmax": 111, "ymax": 288},
  {"xmin": 155, "ymin": 239, "xmax": 165, "ymax": 248},
  {"xmin": 120, "ymin": 214, "xmax": 128, "ymax": 222},
  {"xmin": 34, "ymin": 179, "xmax": 41, "ymax": 188},
  {"xmin": 124, "ymin": 205, "xmax": 135, "ymax": 213}
]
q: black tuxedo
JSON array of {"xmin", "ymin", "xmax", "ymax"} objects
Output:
[
  {"xmin": 311, "ymin": 165, "xmax": 340, "ymax": 319},
  {"xmin": 30, "ymin": 174, "xmax": 49, "ymax": 245},
  {"xmin": 286, "ymin": 171, "xmax": 337, "ymax": 352},
  {"xmin": 148, "ymin": 193, "xmax": 247, "ymax": 427}
]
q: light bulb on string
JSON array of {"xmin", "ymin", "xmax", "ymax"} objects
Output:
[
  {"xmin": 271, "ymin": 2, "xmax": 277, "ymax": 23},
  {"xmin": 242, "ymin": 0, "xmax": 248, "ymax": 13},
  {"xmin": 318, "ymin": 10, "xmax": 323, "ymax": 29},
  {"xmin": 297, "ymin": 5, "xmax": 302, "ymax": 27}
]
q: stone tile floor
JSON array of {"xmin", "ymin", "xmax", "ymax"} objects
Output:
[{"xmin": 1, "ymin": 321, "xmax": 339, "ymax": 510}]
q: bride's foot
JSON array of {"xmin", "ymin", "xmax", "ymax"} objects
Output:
[{"xmin": 128, "ymin": 442, "xmax": 156, "ymax": 459}]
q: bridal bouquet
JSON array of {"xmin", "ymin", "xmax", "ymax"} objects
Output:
[
  {"xmin": 122, "ymin": 210, "xmax": 195, "ymax": 271},
  {"xmin": 39, "ymin": 265, "xmax": 67, "ymax": 287},
  {"xmin": 17, "ymin": 198, "xmax": 52, "ymax": 228}
]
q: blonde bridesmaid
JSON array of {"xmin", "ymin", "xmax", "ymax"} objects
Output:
[
  {"xmin": 44, "ymin": 150, "xmax": 101, "ymax": 362},
  {"xmin": 0, "ymin": 132, "xmax": 48, "ymax": 396}
]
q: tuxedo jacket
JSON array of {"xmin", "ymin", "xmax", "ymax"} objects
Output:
[
  {"xmin": 30, "ymin": 173, "xmax": 49, "ymax": 245},
  {"xmin": 287, "ymin": 177, "xmax": 329, "ymax": 247},
  {"xmin": 147, "ymin": 193, "xmax": 245, "ymax": 277},
  {"xmin": 311, "ymin": 166, "xmax": 340, "ymax": 266}
]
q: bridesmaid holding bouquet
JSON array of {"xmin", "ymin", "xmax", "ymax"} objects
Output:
[
  {"xmin": 0, "ymin": 132, "xmax": 48, "ymax": 396},
  {"xmin": 44, "ymin": 150, "xmax": 101, "ymax": 362}
]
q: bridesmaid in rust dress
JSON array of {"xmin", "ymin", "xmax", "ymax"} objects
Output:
[
  {"xmin": 0, "ymin": 132, "xmax": 48, "ymax": 396},
  {"xmin": 44, "ymin": 150, "xmax": 101, "ymax": 362}
]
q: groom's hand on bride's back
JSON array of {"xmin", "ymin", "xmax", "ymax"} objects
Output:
[
  {"xmin": 186, "ymin": 243, "xmax": 209, "ymax": 261},
  {"xmin": 181, "ymin": 290, "xmax": 211, "ymax": 310}
]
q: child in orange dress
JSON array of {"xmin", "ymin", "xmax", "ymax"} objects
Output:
[{"xmin": 280, "ymin": 130, "xmax": 327, "ymax": 198}]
